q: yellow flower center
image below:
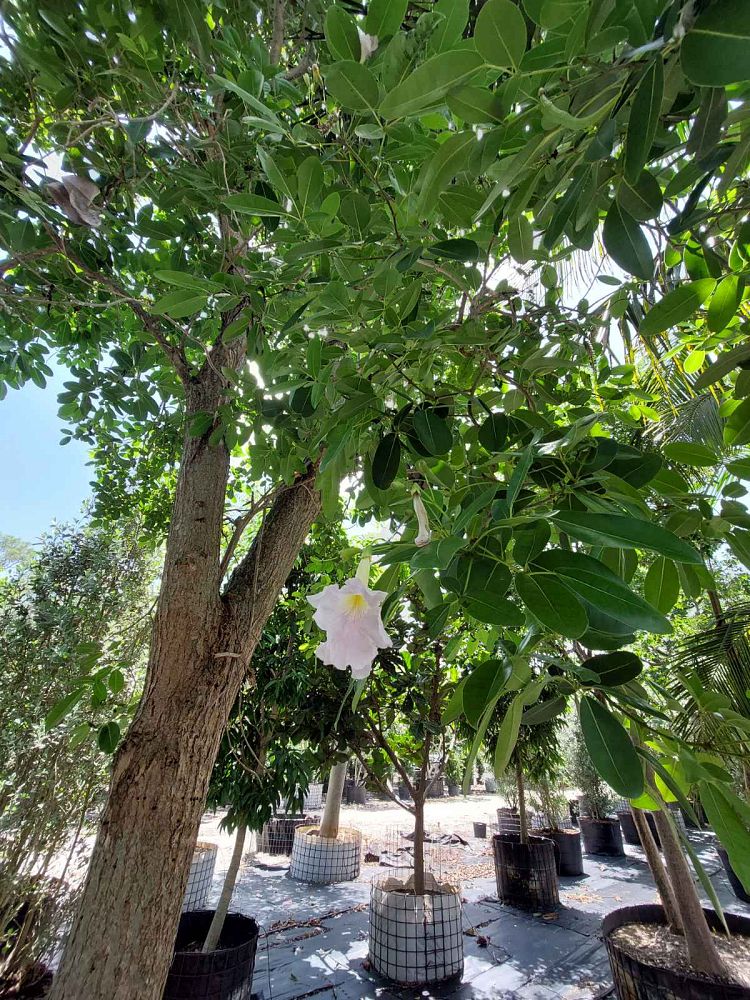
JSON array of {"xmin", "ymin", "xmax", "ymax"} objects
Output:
[{"xmin": 343, "ymin": 592, "xmax": 368, "ymax": 616}]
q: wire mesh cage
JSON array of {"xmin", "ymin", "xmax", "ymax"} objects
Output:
[
  {"xmin": 368, "ymin": 875, "xmax": 463, "ymax": 986},
  {"xmin": 492, "ymin": 833, "xmax": 559, "ymax": 911},
  {"xmin": 288, "ymin": 825, "xmax": 362, "ymax": 884},
  {"xmin": 496, "ymin": 809, "xmax": 545, "ymax": 835},
  {"xmin": 164, "ymin": 910, "xmax": 258, "ymax": 999},
  {"xmin": 257, "ymin": 816, "xmax": 310, "ymax": 856},
  {"xmin": 182, "ymin": 842, "xmax": 218, "ymax": 913},
  {"xmin": 303, "ymin": 782, "xmax": 324, "ymax": 812}
]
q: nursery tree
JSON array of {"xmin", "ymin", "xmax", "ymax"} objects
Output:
[
  {"xmin": 1, "ymin": 0, "xmax": 750, "ymax": 996},
  {"xmin": 0, "ymin": 518, "xmax": 153, "ymax": 991}
]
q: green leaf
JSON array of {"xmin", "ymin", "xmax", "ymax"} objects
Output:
[
  {"xmin": 464, "ymin": 595, "xmax": 524, "ymax": 627},
  {"xmin": 428, "ymin": 238, "xmax": 480, "ymax": 261},
  {"xmin": 478, "ymin": 411, "xmax": 509, "ymax": 451},
  {"xmin": 663, "ymin": 442, "xmax": 717, "ymax": 467},
  {"xmin": 372, "ymin": 432, "xmax": 401, "ymax": 488},
  {"xmin": 707, "ymin": 274, "xmax": 742, "ymax": 333},
  {"xmin": 430, "ymin": 0, "xmax": 470, "ymax": 52},
  {"xmin": 412, "ymin": 409, "xmax": 453, "ymax": 455},
  {"xmin": 44, "ymin": 688, "xmax": 85, "ymax": 730},
  {"xmin": 687, "ymin": 87, "xmax": 728, "ymax": 161},
  {"xmin": 580, "ymin": 695, "xmax": 644, "ymax": 798},
  {"xmin": 681, "ymin": 0, "xmax": 750, "ymax": 87},
  {"xmin": 474, "ymin": 0, "xmax": 527, "ymax": 69},
  {"xmin": 97, "ymin": 720, "xmax": 121, "ymax": 754},
  {"xmin": 325, "ymin": 61, "xmax": 380, "ymax": 112},
  {"xmin": 297, "ymin": 156, "xmax": 323, "ymax": 214},
  {"xmin": 224, "ymin": 193, "xmax": 294, "ymax": 217},
  {"xmin": 535, "ymin": 550, "xmax": 672, "ymax": 634},
  {"xmin": 379, "ymin": 49, "xmax": 484, "ymax": 119},
  {"xmin": 153, "ymin": 270, "xmax": 224, "ymax": 292},
  {"xmin": 699, "ymin": 781, "xmax": 750, "ymax": 894},
  {"xmin": 442, "ymin": 675, "xmax": 467, "ymax": 724},
  {"xmin": 508, "ymin": 213, "xmax": 534, "ymax": 264},
  {"xmin": 552, "ymin": 511, "xmax": 703, "ymax": 564},
  {"xmin": 463, "ymin": 658, "xmax": 512, "ymax": 727},
  {"xmin": 694, "ymin": 343, "xmax": 750, "ymax": 390},
  {"xmin": 602, "ymin": 200, "xmax": 653, "ymax": 280},
  {"xmin": 108, "ymin": 669, "xmax": 125, "ymax": 694},
  {"xmin": 364, "ymin": 0, "xmax": 408, "ymax": 38},
  {"xmin": 516, "ymin": 571, "xmax": 588, "ymax": 638},
  {"xmin": 617, "ymin": 170, "xmax": 663, "ymax": 222},
  {"xmin": 521, "ymin": 695, "xmax": 567, "ymax": 725},
  {"xmin": 639, "ymin": 280, "xmax": 715, "ymax": 336},
  {"xmin": 417, "ymin": 131, "xmax": 480, "ymax": 216},
  {"xmin": 725, "ymin": 397, "xmax": 750, "ymax": 447},
  {"xmin": 325, "ymin": 5, "xmax": 361, "ymax": 61},
  {"xmin": 644, "ymin": 556, "xmax": 679, "ymax": 614},
  {"xmin": 447, "ymin": 86, "xmax": 506, "ymax": 124},
  {"xmin": 411, "ymin": 536, "xmax": 466, "ymax": 570},
  {"xmin": 494, "ymin": 694, "xmax": 524, "ymax": 776},
  {"xmin": 339, "ymin": 192, "xmax": 371, "ymax": 235},
  {"xmin": 624, "ymin": 58, "xmax": 663, "ymax": 183},
  {"xmin": 512, "ymin": 520, "xmax": 550, "ymax": 566},
  {"xmin": 151, "ymin": 288, "xmax": 208, "ymax": 319},
  {"xmin": 581, "ymin": 651, "xmax": 643, "ymax": 687}
]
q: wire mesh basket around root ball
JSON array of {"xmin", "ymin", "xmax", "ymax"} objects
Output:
[
  {"xmin": 492, "ymin": 833, "xmax": 559, "ymax": 911},
  {"xmin": 288, "ymin": 826, "xmax": 361, "ymax": 884},
  {"xmin": 182, "ymin": 841, "xmax": 218, "ymax": 913},
  {"xmin": 368, "ymin": 873, "xmax": 463, "ymax": 986},
  {"xmin": 257, "ymin": 816, "xmax": 311, "ymax": 856}
]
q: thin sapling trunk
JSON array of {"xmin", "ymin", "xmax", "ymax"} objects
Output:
[
  {"xmin": 202, "ymin": 824, "xmax": 247, "ymax": 953},
  {"xmin": 319, "ymin": 762, "xmax": 347, "ymax": 839},
  {"xmin": 412, "ymin": 790, "xmax": 426, "ymax": 896},
  {"xmin": 516, "ymin": 755, "xmax": 529, "ymax": 845}
]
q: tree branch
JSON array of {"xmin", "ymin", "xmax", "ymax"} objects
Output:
[
  {"xmin": 270, "ymin": 0, "xmax": 285, "ymax": 64},
  {"xmin": 42, "ymin": 227, "xmax": 192, "ymax": 383}
]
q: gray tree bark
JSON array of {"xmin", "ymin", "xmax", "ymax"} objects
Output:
[
  {"xmin": 319, "ymin": 762, "xmax": 347, "ymax": 839},
  {"xmin": 49, "ymin": 360, "xmax": 320, "ymax": 1000}
]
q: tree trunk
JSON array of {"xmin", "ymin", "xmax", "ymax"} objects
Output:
[
  {"xmin": 516, "ymin": 755, "xmax": 528, "ymax": 845},
  {"xmin": 631, "ymin": 808, "xmax": 682, "ymax": 933},
  {"xmin": 49, "ymin": 366, "xmax": 320, "ymax": 1000},
  {"xmin": 652, "ymin": 809, "xmax": 730, "ymax": 979},
  {"xmin": 319, "ymin": 762, "xmax": 347, "ymax": 839},
  {"xmin": 202, "ymin": 824, "xmax": 247, "ymax": 953},
  {"xmin": 412, "ymin": 792, "xmax": 426, "ymax": 896}
]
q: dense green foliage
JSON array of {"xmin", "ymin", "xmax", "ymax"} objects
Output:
[
  {"xmin": 0, "ymin": 518, "xmax": 153, "ymax": 989},
  {"xmin": 1, "ymin": 0, "xmax": 750, "ymax": 984}
]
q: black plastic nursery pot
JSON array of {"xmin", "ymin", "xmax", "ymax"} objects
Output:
[
  {"xmin": 718, "ymin": 845, "xmax": 750, "ymax": 904},
  {"xmin": 540, "ymin": 829, "xmax": 584, "ymax": 877},
  {"xmin": 617, "ymin": 809, "xmax": 661, "ymax": 849},
  {"xmin": 580, "ymin": 816, "xmax": 625, "ymax": 857},
  {"xmin": 448, "ymin": 783, "xmax": 461, "ymax": 797},
  {"xmin": 473, "ymin": 821, "xmax": 487, "ymax": 839},
  {"xmin": 492, "ymin": 833, "xmax": 559, "ymax": 910},
  {"xmin": 163, "ymin": 910, "xmax": 258, "ymax": 1000},
  {"xmin": 602, "ymin": 903, "xmax": 750, "ymax": 1000}
]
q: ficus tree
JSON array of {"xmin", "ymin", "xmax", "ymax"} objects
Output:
[{"xmin": 1, "ymin": 0, "xmax": 749, "ymax": 996}]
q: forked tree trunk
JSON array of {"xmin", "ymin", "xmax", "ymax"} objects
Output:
[
  {"xmin": 652, "ymin": 809, "xmax": 730, "ymax": 979},
  {"xmin": 630, "ymin": 807, "xmax": 682, "ymax": 933},
  {"xmin": 49, "ymin": 367, "xmax": 320, "ymax": 1000},
  {"xmin": 319, "ymin": 762, "xmax": 347, "ymax": 839},
  {"xmin": 203, "ymin": 824, "xmax": 247, "ymax": 953}
]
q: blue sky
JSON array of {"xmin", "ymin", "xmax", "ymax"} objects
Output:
[{"xmin": 1, "ymin": 366, "xmax": 93, "ymax": 541}]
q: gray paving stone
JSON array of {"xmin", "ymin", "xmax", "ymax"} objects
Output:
[{"xmin": 210, "ymin": 832, "xmax": 749, "ymax": 1000}]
